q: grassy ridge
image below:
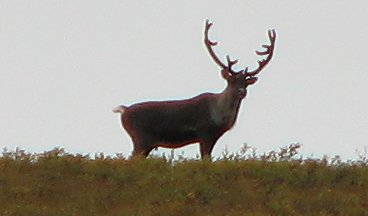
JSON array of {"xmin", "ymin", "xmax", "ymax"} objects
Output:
[{"xmin": 1, "ymin": 145, "xmax": 368, "ymax": 216}]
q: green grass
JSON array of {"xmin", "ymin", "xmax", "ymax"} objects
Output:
[{"xmin": 1, "ymin": 144, "xmax": 368, "ymax": 216}]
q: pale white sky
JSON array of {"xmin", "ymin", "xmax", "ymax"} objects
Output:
[{"xmin": 1, "ymin": 1, "xmax": 367, "ymax": 159}]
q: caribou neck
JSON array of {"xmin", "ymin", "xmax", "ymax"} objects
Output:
[
  {"xmin": 211, "ymin": 86, "xmax": 243, "ymax": 127},
  {"xmin": 220, "ymin": 86, "xmax": 242, "ymax": 109}
]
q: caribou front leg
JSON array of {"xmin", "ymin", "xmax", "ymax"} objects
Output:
[{"xmin": 200, "ymin": 138, "xmax": 218, "ymax": 160}]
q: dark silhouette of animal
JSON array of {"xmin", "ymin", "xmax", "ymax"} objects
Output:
[{"xmin": 114, "ymin": 20, "xmax": 276, "ymax": 159}]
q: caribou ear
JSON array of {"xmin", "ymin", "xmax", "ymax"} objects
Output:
[
  {"xmin": 246, "ymin": 77, "xmax": 258, "ymax": 85},
  {"xmin": 221, "ymin": 69, "xmax": 232, "ymax": 80}
]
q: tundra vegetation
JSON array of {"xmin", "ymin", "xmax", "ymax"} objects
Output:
[{"xmin": 1, "ymin": 144, "xmax": 368, "ymax": 216}]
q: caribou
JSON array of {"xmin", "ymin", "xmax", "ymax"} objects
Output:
[{"xmin": 114, "ymin": 20, "xmax": 276, "ymax": 159}]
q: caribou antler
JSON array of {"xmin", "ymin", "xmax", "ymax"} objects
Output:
[
  {"xmin": 243, "ymin": 29, "xmax": 276, "ymax": 77},
  {"xmin": 204, "ymin": 20, "xmax": 276, "ymax": 77},
  {"xmin": 204, "ymin": 20, "xmax": 238, "ymax": 73}
]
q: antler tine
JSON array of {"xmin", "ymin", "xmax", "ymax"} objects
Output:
[
  {"xmin": 204, "ymin": 20, "xmax": 237, "ymax": 73},
  {"xmin": 226, "ymin": 55, "xmax": 238, "ymax": 71},
  {"xmin": 244, "ymin": 29, "xmax": 276, "ymax": 77}
]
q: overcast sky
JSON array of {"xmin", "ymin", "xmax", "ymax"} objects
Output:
[{"xmin": 1, "ymin": 1, "xmax": 367, "ymax": 160}]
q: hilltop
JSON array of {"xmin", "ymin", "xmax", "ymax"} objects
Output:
[{"xmin": 0, "ymin": 144, "xmax": 367, "ymax": 216}]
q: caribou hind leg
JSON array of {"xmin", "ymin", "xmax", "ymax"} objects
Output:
[{"xmin": 130, "ymin": 136, "xmax": 155, "ymax": 158}]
